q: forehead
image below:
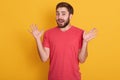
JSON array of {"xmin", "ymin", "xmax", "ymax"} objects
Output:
[{"xmin": 56, "ymin": 7, "xmax": 68, "ymax": 13}]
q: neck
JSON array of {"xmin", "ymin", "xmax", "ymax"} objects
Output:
[{"xmin": 60, "ymin": 24, "xmax": 72, "ymax": 32}]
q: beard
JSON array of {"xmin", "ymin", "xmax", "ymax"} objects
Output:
[{"xmin": 56, "ymin": 17, "xmax": 70, "ymax": 28}]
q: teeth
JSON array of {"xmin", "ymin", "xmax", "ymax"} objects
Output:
[{"xmin": 58, "ymin": 19, "xmax": 64, "ymax": 23}]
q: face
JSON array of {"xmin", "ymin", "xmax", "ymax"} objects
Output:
[{"xmin": 56, "ymin": 7, "xmax": 72, "ymax": 28}]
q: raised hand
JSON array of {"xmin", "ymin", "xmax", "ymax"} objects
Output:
[
  {"xmin": 29, "ymin": 24, "xmax": 44, "ymax": 40},
  {"xmin": 83, "ymin": 28, "xmax": 97, "ymax": 42}
]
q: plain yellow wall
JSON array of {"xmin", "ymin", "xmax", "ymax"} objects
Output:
[{"xmin": 0, "ymin": 0, "xmax": 120, "ymax": 80}]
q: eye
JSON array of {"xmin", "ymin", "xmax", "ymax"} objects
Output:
[
  {"xmin": 56, "ymin": 13, "xmax": 59, "ymax": 16},
  {"xmin": 62, "ymin": 13, "xmax": 66, "ymax": 16}
]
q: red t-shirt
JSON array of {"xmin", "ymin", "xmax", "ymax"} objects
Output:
[{"xmin": 43, "ymin": 26, "xmax": 84, "ymax": 80}]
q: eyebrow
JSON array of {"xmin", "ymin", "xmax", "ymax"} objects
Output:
[{"xmin": 56, "ymin": 11, "xmax": 66, "ymax": 13}]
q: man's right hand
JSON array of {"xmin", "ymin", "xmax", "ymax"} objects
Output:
[
  {"xmin": 29, "ymin": 24, "xmax": 44, "ymax": 40},
  {"xmin": 29, "ymin": 24, "xmax": 49, "ymax": 62}
]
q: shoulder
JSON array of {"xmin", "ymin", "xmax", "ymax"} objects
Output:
[
  {"xmin": 44, "ymin": 27, "xmax": 57, "ymax": 33},
  {"xmin": 43, "ymin": 26, "xmax": 58, "ymax": 36},
  {"xmin": 72, "ymin": 25, "xmax": 84, "ymax": 33}
]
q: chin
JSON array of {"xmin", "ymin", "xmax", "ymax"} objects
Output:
[
  {"xmin": 58, "ymin": 25, "xmax": 66, "ymax": 28},
  {"xmin": 57, "ymin": 24, "xmax": 65, "ymax": 28}
]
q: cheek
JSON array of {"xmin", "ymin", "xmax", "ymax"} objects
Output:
[
  {"xmin": 56, "ymin": 16, "xmax": 59, "ymax": 20},
  {"xmin": 64, "ymin": 16, "xmax": 69, "ymax": 21}
]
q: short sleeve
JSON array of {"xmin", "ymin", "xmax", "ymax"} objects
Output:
[
  {"xmin": 43, "ymin": 32, "xmax": 50, "ymax": 48},
  {"xmin": 79, "ymin": 30, "xmax": 84, "ymax": 49}
]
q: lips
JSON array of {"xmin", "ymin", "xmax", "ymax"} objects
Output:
[{"xmin": 57, "ymin": 19, "xmax": 64, "ymax": 23}]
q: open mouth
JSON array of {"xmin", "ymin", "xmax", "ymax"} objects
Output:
[{"xmin": 57, "ymin": 19, "xmax": 64, "ymax": 23}]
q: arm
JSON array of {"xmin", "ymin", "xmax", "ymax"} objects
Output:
[
  {"xmin": 29, "ymin": 24, "xmax": 50, "ymax": 62},
  {"xmin": 78, "ymin": 41, "xmax": 88, "ymax": 63},
  {"xmin": 36, "ymin": 39, "xmax": 50, "ymax": 62},
  {"xmin": 79, "ymin": 28, "xmax": 96, "ymax": 63}
]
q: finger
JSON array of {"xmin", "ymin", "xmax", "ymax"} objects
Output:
[
  {"xmin": 87, "ymin": 34, "xmax": 96, "ymax": 41},
  {"xmin": 90, "ymin": 31, "xmax": 97, "ymax": 35},
  {"xmin": 89, "ymin": 28, "xmax": 97, "ymax": 33},
  {"xmin": 33, "ymin": 24, "xmax": 37, "ymax": 30},
  {"xmin": 89, "ymin": 29, "xmax": 97, "ymax": 36},
  {"xmin": 34, "ymin": 24, "xmax": 38, "ymax": 30},
  {"xmin": 83, "ymin": 31, "xmax": 86, "ymax": 36},
  {"xmin": 41, "ymin": 30, "xmax": 44, "ymax": 35},
  {"xmin": 30, "ymin": 24, "xmax": 35, "ymax": 31},
  {"xmin": 89, "ymin": 32, "xmax": 97, "ymax": 38},
  {"xmin": 29, "ymin": 24, "xmax": 33, "ymax": 32},
  {"xmin": 28, "ymin": 29, "xmax": 32, "ymax": 34},
  {"xmin": 88, "ymin": 35, "xmax": 96, "ymax": 41},
  {"xmin": 28, "ymin": 29, "xmax": 34, "ymax": 36},
  {"xmin": 91, "ymin": 28, "xmax": 96, "ymax": 31},
  {"xmin": 30, "ymin": 24, "xmax": 38, "ymax": 31}
]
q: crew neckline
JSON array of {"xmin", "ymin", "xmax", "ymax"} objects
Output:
[{"xmin": 57, "ymin": 26, "xmax": 74, "ymax": 33}]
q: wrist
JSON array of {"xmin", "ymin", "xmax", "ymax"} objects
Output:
[
  {"xmin": 35, "ymin": 38, "xmax": 40, "ymax": 41},
  {"xmin": 83, "ymin": 40, "xmax": 88, "ymax": 45}
]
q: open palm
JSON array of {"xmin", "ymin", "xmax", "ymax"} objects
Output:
[
  {"xmin": 29, "ymin": 24, "xmax": 43, "ymax": 39},
  {"xmin": 83, "ymin": 28, "xmax": 97, "ymax": 42}
]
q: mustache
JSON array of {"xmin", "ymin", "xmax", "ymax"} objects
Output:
[{"xmin": 57, "ymin": 19, "xmax": 64, "ymax": 22}]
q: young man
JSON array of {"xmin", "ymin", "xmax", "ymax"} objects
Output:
[{"xmin": 30, "ymin": 2, "xmax": 96, "ymax": 80}]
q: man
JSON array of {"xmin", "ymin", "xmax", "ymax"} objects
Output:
[{"xmin": 29, "ymin": 2, "xmax": 96, "ymax": 80}]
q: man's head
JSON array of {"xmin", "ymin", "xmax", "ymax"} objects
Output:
[{"xmin": 56, "ymin": 2, "xmax": 74, "ymax": 28}]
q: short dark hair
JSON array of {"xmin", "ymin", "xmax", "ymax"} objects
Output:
[{"xmin": 56, "ymin": 2, "xmax": 74, "ymax": 14}]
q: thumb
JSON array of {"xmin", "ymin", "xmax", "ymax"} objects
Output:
[
  {"xmin": 83, "ymin": 31, "xmax": 86, "ymax": 36},
  {"xmin": 41, "ymin": 30, "xmax": 44, "ymax": 35}
]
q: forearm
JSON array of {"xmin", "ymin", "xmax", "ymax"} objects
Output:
[
  {"xmin": 79, "ymin": 40, "xmax": 88, "ymax": 63},
  {"xmin": 36, "ymin": 39, "xmax": 48, "ymax": 62}
]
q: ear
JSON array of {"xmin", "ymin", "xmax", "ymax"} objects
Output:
[{"xmin": 69, "ymin": 14, "xmax": 73, "ymax": 20}]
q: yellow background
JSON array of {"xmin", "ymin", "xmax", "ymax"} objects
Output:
[{"xmin": 0, "ymin": 0, "xmax": 120, "ymax": 80}]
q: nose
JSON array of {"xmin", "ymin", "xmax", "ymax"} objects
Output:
[{"xmin": 58, "ymin": 14, "xmax": 63, "ymax": 19}]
